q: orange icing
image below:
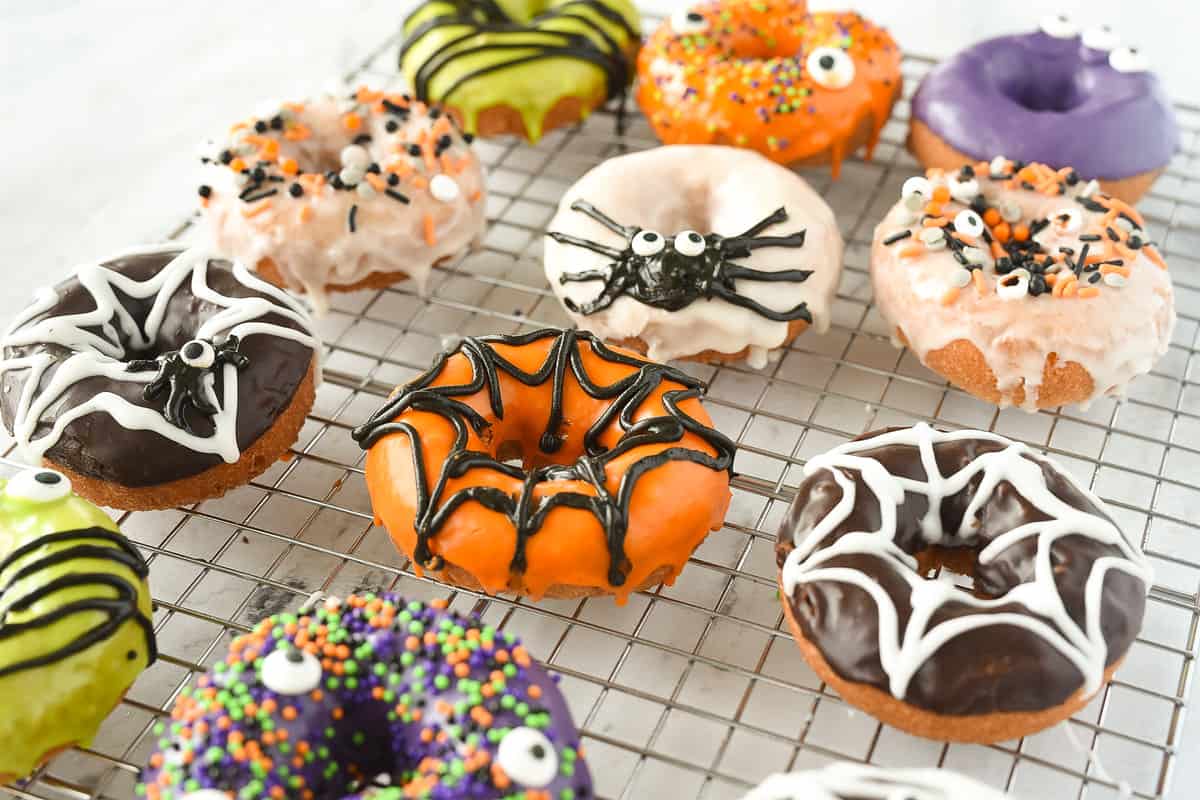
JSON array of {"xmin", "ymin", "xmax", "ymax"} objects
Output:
[
  {"xmin": 636, "ymin": 0, "xmax": 902, "ymax": 177},
  {"xmin": 363, "ymin": 336, "xmax": 732, "ymax": 602}
]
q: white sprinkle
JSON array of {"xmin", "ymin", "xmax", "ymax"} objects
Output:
[
  {"xmin": 1104, "ymin": 273, "xmax": 1128, "ymax": 287},
  {"xmin": 340, "ymin": 145, "xmax": 371, "ymax": 169},
  {"xmin": 430, "ymin": 174, "xmax": 460, "ymax": 203},
  {"xmin": 919, "ymin": 227, "xmax": 946, "ymax": 249},
  {"xmin": 1000, "ymin": 200, "xmax": 1022, "ymax": 223},
  {"xmin": 339, "ymin": 167, "xmax": 364, "ymax": 186},
  {"xmin": 1115, "ymin": 216, "xmax": 1135, "ymax": 232},
  {"xmin": 961, "ymin": 246, "xmax": 988, "ymax": 265},
  {"xmin": 1080, "ymin": 179, "xmax": 1100, "ymax": 198},
  {"xmin": 989, "ymin": 155, "xmax": 1009, "ymax": 178},
  {"xmin": 356, "ymin": 182, "xmax": 377, "ymax": 199},
  {"xmin": 949, "ymin": 177, "xmax": 980, "ymax": 203},
  {"xmin": 950, "ymin": 269, "xmax": 973, "ymax": 288}
]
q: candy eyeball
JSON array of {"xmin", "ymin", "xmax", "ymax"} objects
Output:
[
  {"xmin": 1109, "ymin": 46, "xmax": 1150, "ymax": 73},
  {"xmin": 671, "ymin": 8, "xmax": 708, "ymax": 34},
  {"xmin": 948, "ymin": 175, "xmax": 980, "ymax": 203},
  {"xmin": 4, "ymin": 468, "xmax": 72, "ymax": 504},
  {"xmin": 496, "ymin": 727, "xmax": 558, "ymax": 788},
  {"xmin": 1050, "ymin": 207, "xmax": 1082, "ymax": 234},
  {"xmin": 901, "ymin": 176, "xmax": 933, "ymax": 210},
  {"xmin": 806, "ymin": 46, "xmax": 856, "ymax": 90},
  {"xmin": 1039, "ymin": 13, "xmax": 1079, "ymax": 39},
  {"xmin": 260, "ymin": 646, "xmax": 322, "ymax": 695},
  {"xmin": 953, "ymin": 209, "xmax": 985, "ymax": 238},
  {"xmin": 673, "ymin": 230, "xmax": 706, "ymax": 257},
  {"xmin": 1082, "ymin": 24, "xmax": 1120, "ymax": 51},
  {"xmin": 632, "ymin": 230, "xmax": 666, "ymax": 257},
  {"xmin": 180, "ymin": 340, "xmax": 216, "ymax": 369},
  {"xmin": 997, "ymin": 268, "xmax": 1032, "ymax": 300},
  {"xmin": 430, "ymin": 174, "xmax": 461, "ymax": 203}
]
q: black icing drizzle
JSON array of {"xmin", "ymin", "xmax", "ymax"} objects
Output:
[
  {"xmin": 0, "ymin": 526, "xmax": 157, "ymax": 677},
  {"xmin": 548, "ymin": 201, "xmax": 814, "ymax": 320},
  {"xmin": 398, "ymin": 0, "xmax": 637, "ymax": 106},
  {"xmin": 351, "ymin": 328, "xmax": 736, "ymax": 586}
]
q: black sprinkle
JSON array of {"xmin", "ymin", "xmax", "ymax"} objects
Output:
[
  {"xmin": 348, "ymin": 204, "xmax": 359, "ymax": 233},
  {"xmin": 882, "ymin": 230, "xmax": 912, "ymax": 245},
  {"xmin": 254, "ymin": 120, "xmax": 268, "ymax": 133},
  {"xmin": 1029, "ymin": 275, "xmax": 1047, "ymax": 296},
  {"xmin": 463, "ymin": 133, "xmax": 475, "ymax": 144},
  {"xmin": 1128, "ymin": 236, "xmax": 1144, "ymax": 249},
  {"xmin": 385, "ymin": 189, "xmax": 411, "ymax": 204},
  {"xmin": 219, "ymin": 150, "xmax": 233, "ymax": 164},
  {"xmin": 367, "ymin": 163, "xmax": 382, "ymax": 174},
  {"xmin": 267, "ymin": 175, "xmax": 285, "ymax": 183},
  {"xmin": 288, "ymin": 183, "xmax": 304, "ymax": 198},
  {"xmin": 386, "ymin": 173, "xmax": 400, "ymax": 187},
  {"xmin": 237, "ymin": 182, "xmax": 263, "ymax": 200},
  {"xmin": 1088, "ymin": 272, "xmax": 1102, "ymax": 284},
  {"xmin": 251, "ymin": 167, "xmax": 266, "ymax": 182},
  {"xmin": 383, "ymin": 99, "xmax": 409, "ymax": 115},
  {"xmin": 429, "ymin": 107, "xmax": 442, "ymax": 119},
  {"xmin": 407, "ymin": 144, "xmax": 422, "ymax": 157},
  {"xmin": 952, "ymin": 250, "xmax": 969, "ymax": 266},
  {"xmin": 198, "ymin": 185, "xmax": 212, "ymax": 198},
  {"xmin": 386, "ymin": 120, "xmax": 400, "ymax": 133},
  {"xmin": 331, "ymin": 175, "xmax": 345, "ymax": 190},
  {"xmin": 1057, "ymin": 246, "xmax": 1075, "ymax": 256},
  {"xmin": 1065, "ymin": 170, "xmax": 1080, "ymax": 186},
  {"xmin": 1077, "ymin": 196, "xmax": 1107, "ymax": 212},
  {"xmin": 354, "ymin": 133, "xmax": 373, "ymax": 145},
  {"xmin": 1079, "ymin": 234, "xmax": 1102, "ymax": 242},
  {"xmin": 1029, "ymin": 218, "xmax": 1051, "ymax": 236},
  {"xmin": 270, "ymin": 115, "xmax": 284, "ymax": 130},
  {"xmin": 1106, "ymin": 226, "xmax": 1120, "ymax": 242},
  {"xmin": 241, "ymin": 188, "xmax": 278, "ymax": 204}
]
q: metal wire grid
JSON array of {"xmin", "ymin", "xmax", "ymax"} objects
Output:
[{"xmin": 6, "ymin": 14, "xmax": 1200, "ymax": 800}]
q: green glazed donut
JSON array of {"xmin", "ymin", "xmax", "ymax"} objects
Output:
[
  {"xmin": 0, "ymin": 467, "xmax": 155, "ymax": 782},
  {"xmin": 399, "ymin": 0, "xmax": 641, "ymax": 141}
]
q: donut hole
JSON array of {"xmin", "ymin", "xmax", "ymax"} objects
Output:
[
  {"xmin": 914, "ymin": 545, "xmax": 983, "ymax": 596},
  {"xmin": 993, "ymin": 68, "xmax": 1092, "ymax": 113}
]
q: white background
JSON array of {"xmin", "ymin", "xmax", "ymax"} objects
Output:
[{"xmin": 1, "ymin": 1, "xmax": 1196, "ymax": 796}]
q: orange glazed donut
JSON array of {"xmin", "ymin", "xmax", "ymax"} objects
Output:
[
  {"xmin": 352, "ymin": 329, "xmax": 734, "ymax": 602},
  {"xmin": 637, "ymin": 0, "xmax": 902, "ymax": 177}
]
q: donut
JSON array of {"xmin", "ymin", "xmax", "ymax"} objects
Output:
[
  {"xmin": 199, "ymin": 86, "xmax": 486, "ymax": 313},
  {"xmin": 352, "ymin": 328, "xmax": 734, "ymax": 602},
  {"xmin": 776, "ymin": 424, "xmax": 1151, "ymax": 744},
  {"xmin": 398, "ymin": 0, "xmax": 641, "ymax": 142},
  {"xmin": 743, "ymin": 763, "xmax": 1006, "ymax": 799},
  {"xmin": 909, "ymin": 14, "xmax": 1180, "ymax": 203},
  {"xmin": 0, "ymin": 467, "xmax": 155, "ymax": 783},
  {"xmin": 870, "ymin": 161, "xmax": 1174, "ymax": 410},
  {"xmin": 138, "ymin": 593, "xmax": 592, "ymax": 799},
  {"xmin": 636, "ymin": 0, "xmax": 902, "ymax": 177},
  {"xmin": 0, "ymin": 246, "xmax": 320, "ymax": 511},
  {"xmin": 544, "ymin": 145, "xmax": 843, "ymax": 367}
]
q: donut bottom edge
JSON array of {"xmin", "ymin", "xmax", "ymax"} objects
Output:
[
  {"xmin": 46, "ymin": 362, "xmax": 317, "ymax": 511},
  {"xmin": 611, "ymin": 318, "xmax": 809, "ymax": 365},
  {"xmin": 446, "ymin": 94, "xmax": 595, "ymax": 143},
  {"xmin": 424, "ymin": 560, "xmax": 677, "ymax": 600},
  {"xmin": 255, "ymin": 255, "xmax": 412, "ymax": 296},
  {"xmin": 779, "ymin": 576, "xmax": 1120, "ymax": 743},
  {"xmin": 906, "ymin": 119, "xmax": 1163, "ymax": 205},
  {"xmin": 900, "ymin": 332, "xmax": 1097, "ymax": 410}
]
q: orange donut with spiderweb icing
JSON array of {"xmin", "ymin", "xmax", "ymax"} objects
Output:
[
  {"xmin": 636, "ymin": 0, "xmax": 902, "ymax": 177},
  {"xmin": 352, "ymin": 328, "xmax": 734, "ymax": 602}
]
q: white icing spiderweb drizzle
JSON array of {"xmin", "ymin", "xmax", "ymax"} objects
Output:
[
  {"xmin": 0, "ymin": 246, "xmax": 319, "ymax": 464},
  {"xmin": 741, "ymin": 762, "xmax": 1009, "ymax": 799},
  {"xmin": 781, "ymin": 423, "xmax": 1152, "ymax": 701}
]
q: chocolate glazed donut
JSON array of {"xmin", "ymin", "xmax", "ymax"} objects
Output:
[
  {"xmin": 0, "ymin": 246, "xmax": 319, "ymax": 510},
  {"xmin": 776, "ymin": 423, "xmax": 1150, "ymax": 743}
]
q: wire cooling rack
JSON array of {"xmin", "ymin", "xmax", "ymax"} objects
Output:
[{"xmin": 5, "ymin": 12, "xmax": 1200, "ymax": 800}]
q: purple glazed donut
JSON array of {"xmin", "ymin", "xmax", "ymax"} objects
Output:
[
  {"xmin": 138, "ymin": 594, "xmax": 592, "ymax": 800},
  {"xmin": 908, "ymin": 13, "xmax": 1179, "ymax": 202}
]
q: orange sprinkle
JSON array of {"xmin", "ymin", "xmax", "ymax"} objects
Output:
[
  {"xmin": 1144, "ymin": 246, "xmax": 1168, "ymax": 270},
  {"xmin": 923, "ymin": 201, "xmax": 944, "ymax": 218},
  {"xmin": 931, "ymin": 185, "xmax": 951, "ymax": 204},
  {"xmin": 1012, "ymin": 224, "xmax": 1030, "ymax": 242},
  {"xmin": 940, "ymin": 287, "xmax": 960, "ymax": 306},
  {"xmin": 423, "ymin": 214, "xmax": 437, "ymax": 245},
  {"xmin": 241, "ymin": 200, "xmax": 273, "ymax": 218},
  {"xmin": 1099, "ymin": 263, "xmax": 1131, "ymax": 278},
  {"xmin": 528, "ymin": 684, "xmax": 543, "ymax": 699},
  {"xmin": 1077, "ymin": 286, "xmax": 1100, "ymax": 298},
  {"xmin": 922, "ymin": 216, "xmax": 949, "ymax": 228},
  {"xmin": 1100, "ymin": 196, "xmax": 1146, "ymax": 229},
  {"xmin": 343, "ymin": 112, "xmax": 362, "ymax": 131},
  {"xmin": 972, "ymin": 269, "xmax": 988, "ymax": 296},
  {"xmin": 229, "ymin": 157, "xmax": 247, "ymax": 173},
  {"xmin": 469, "ymin": 189, "xmax": 482, "ymax": 203},
  {"xmin": 284, "ymin": 124, "xmax": 312, "ymax": 141},
  {"xmin": 982, "ymin": 208, "xmax": 1001, "ymax": 227},
  {"xmin": 281, "ymin": 158, "xmax": 299, "ymax": 176},
  {"xmin": 282, "ymin": 706, "xmax": 298, "ymax": 721},
  {"xmin": 992, "ymin": 221, "xmax": 1011, "ymax": 243}
]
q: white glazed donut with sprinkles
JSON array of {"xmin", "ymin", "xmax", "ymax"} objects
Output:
[{"xmin": 199, "ymin": 86, "xmax": 487, "ymax": 313}]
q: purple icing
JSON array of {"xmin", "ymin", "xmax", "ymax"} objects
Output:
[{"xmin": 911, "ymin": 27, "xmax": 1179, "ymax": 178}]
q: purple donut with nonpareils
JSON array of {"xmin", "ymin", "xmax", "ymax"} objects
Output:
[
  {"xmin": 910, "ymin": 13, "xmax": 1179, "ymax": 193},
  {"xmin": 137, "ymin": 594, "xmax": 592, "ymax": 800}
]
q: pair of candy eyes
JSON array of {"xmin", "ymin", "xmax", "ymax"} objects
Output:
[
  {"xmin": 669, "ymin": 10, "xmax": 856, "ymax": 89},
  {"xmin": 630, "ymin": 229, "xmax": 708, "ymax": 258},
  {"xmin": 253, "ymin": 648, "xmax": 560, "ymax": 788},
  {"xmin": 1038, "ymin": 15, "xmax": 1149, "ymax": 71}
]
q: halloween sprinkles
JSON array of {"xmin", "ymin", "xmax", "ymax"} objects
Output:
[{"xmin": 138, "ymin": 593, "xmax": 595, "ymax": 799}]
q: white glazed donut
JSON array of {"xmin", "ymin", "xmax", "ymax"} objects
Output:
[
  {"xmin": 544, "ymin": 145, "xmax": 843, "ymax": 368},
  {"xmin": 199, "ymin": 86, "xmax": 487, "ymax": 313},
  {"xmin": 871, "ymin": 160, "xmax": 1174, "ymax": 409},
  {"xmin": 742, "ymin": 763, "xmax": 1008, "ymax": 799}
]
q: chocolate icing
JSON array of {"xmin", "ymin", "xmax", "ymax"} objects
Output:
[
  {"xmin": 911, "ymin": 28, "xmax": 1179, "ymax": 178},
  {"xmin": 776, "ymin": 427, "xmax": 1147, "ymax": 716},
  {"xmin": 0, "ymin": 249, "xmax": 314, "ymax": 486}
]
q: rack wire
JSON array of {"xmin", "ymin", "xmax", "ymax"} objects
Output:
[{"xmin": 5, "ymin": 12, "xmax": 1200, "ymax": 800}]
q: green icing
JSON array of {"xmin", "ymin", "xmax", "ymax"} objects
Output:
[
  {"xmin": 399, "ymin": 0, "xmax": 641, "ymax": 141},
  {"xmin": 0, "ymin": 474, "xmax": 154, "ymax": 780}
]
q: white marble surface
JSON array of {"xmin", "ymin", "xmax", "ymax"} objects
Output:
[{"xmin": 1, "ymin": 2, "xmax": 1197, "ymax": 797}]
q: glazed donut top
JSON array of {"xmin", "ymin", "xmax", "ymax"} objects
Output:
[
  {"xmin": 0, "ymin": 467, "xmax": 155, "ymax": 781},
  {"xmin": 199, "ymin": 86, "xmax": 485, "ymax": 311},
  {"xmin": 399, "ymin": 0, "xmax": 641, "ymax": 140},
  {"xmin": 743, "ymin": 763, "xmax": 1007, "ymax": 799},
  {"xmin": 138, "ymin": 593, "xmax": 592, "ymax": 799},
  {"xmin": 777, "ymin": 424, "xmax": 1151, "ymax": 715},
  {"xmin": 637, "ymin": 0, "xmax": 901, "ymax": 174},
  {"xmin": 873, "ymin": 160, "xmax": 1174, "ymax": 408},
  {"xmin": 911, "ymin": 14, "xmax": 1179, "ymax": 178},
  {"xmin": 353, "ymin": 328, "xmax": 735, "ymax": 599},
  {"xmin": 0, "ymin": 247, "xmax": 318, "ymax": 486}
]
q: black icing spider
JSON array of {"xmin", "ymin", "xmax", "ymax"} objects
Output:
[
  {"xmin": 127, "ymin": 336, "xmax": 249, "ymax": 434},
  {"xmin": 547, "ymin": 201, "xmax": 814, "ymax": 321}
]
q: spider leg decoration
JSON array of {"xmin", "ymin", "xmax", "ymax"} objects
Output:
[{"xmin": 127, "ymin": 335, "xmax": 250, "ymax": 434}]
